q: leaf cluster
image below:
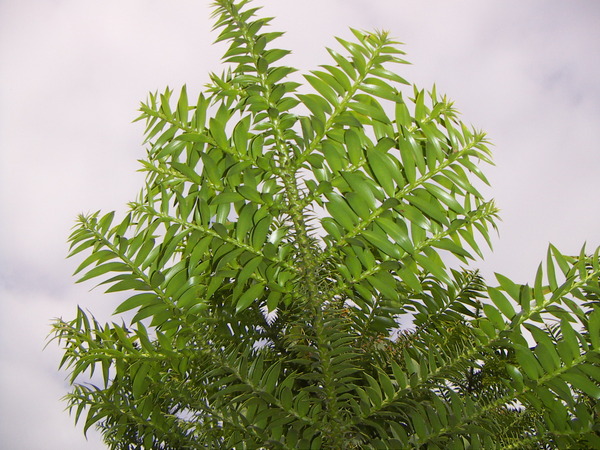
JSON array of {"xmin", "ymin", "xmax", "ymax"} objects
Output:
[{"xmin": 52, "ymin": 1, "xmax": 600, "ymax": 448}]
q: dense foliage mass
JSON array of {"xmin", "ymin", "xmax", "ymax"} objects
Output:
[{"xmin": 53, "ymin": 1, "xmax": 600, "ymax": 448}]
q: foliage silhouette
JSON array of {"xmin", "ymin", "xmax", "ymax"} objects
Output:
[{"xmin": 53, "ymin": 1, "xmax": 600, "ymax": 448}]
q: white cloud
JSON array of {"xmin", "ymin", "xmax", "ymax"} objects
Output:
[{"xmin": 0, "ymin": 286, "xmax": 106, "ymax": 449}]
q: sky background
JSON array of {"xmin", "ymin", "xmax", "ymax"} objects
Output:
[{"xmin": 1, "ymin": 1, "xmax": 599, "ymax": 448}]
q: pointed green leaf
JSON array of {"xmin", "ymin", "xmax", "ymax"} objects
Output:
[
  {"xmin": 325, "ymin": 192, "xmax": 357, "ymax": 232},
  {"xmin": 366, "ymin": 148, "xmax": 396, "ymax": 196},
  {"xmin": 488, "ymin": 287, "xmax": 516, "ymax": 319},
  {"xmin": 589, "ymin": 309, "xmax": 600, "ymax": 349},
  {"xmin": 77, "ymin": 262, "xmax": 130, "ymax": 283},
  {"xmin": 236, "ymin": 282, "xmax": 265, "ymax": 313},
  {"xmin": 114, "ymin": 293, "xmax": 160, "ymax": 315},
  {"xmin": 562, "ymin": 371, "xmax": 600, "ymax": 399},
  {"xmin": 515, "ymin": 346, "xmax": 542, "ymax": 380}
]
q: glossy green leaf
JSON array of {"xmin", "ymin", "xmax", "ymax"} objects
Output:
[
  {"xmin": 341, "ymin": 172, "xmax": 375, "ymax": 209},
  {"xmin": 305, "ymin": 74, "xmax": 339, "ymax": 105},
  {"xmin": 344, "ymin": 129, "xmax": 363, "ymax": 165},
  {"xmin": 495, "ymin": 273, "xmax": 521, "ymax": 301},
  {"xmin": 348, "ymin": 100, "xmax": 389, "ymax": 124},
  {"xmin": 414, "ymin": 254, "xmax": 451, "ymax": 285},
  {"xmin": 406, "ymin": 193, "xmax": 448, "ymax": 226},
  {"xmin": 326, "ymin": 48, "xmax": 356, "ymax": 79},
  {"xmin": 431, "ymin": 238, "xmax": 472, "ymax": 260},
  {"xmin": 482, "ymin": 303, "xmax": 505, "ymax": 330},
  {"xmin": 73, "ymin": 250, "xmax": 116, "ymax": 275},
  {"xmin": 515, "ymin": 346, "xmax": 542, "ymax": 380},
  {"xmin": 238, "ymin": 256, "xmax": 263, "ymax": 285},
  {"xmin": 359, "ymin": 78, "xmax": 401, "ymax": 102},
  {"xmin": 562, "ymin": 371, "xmax": 600, "ymax": 399},
  {"xmin": 76, "ymin": 262, "xmax": 131, "ymax": 283},
  {"xmin": 322, "ymin": 140, "xmax": 346, "ymax": 172},
  {"xmin": 132, "ymin": 363, "xmax": 151, "ymax": 399},
  {"xmin": 366, "ymin": 148, "xmax": 396, "ymax": 196},
  {"xmin": 325, "ymin": 192, "xmax": 357, "ymax": 232},
  {"xmin": 233, "ymin": 116, "xmax": 250, "ymax": 154},
  {"xmin": 488, "ymin": 287, "xmax": 516, "ymax": 319},
  {"xmin": 251, "ymin": 216, "xmax": 272, "ymax": 249},
  {"xmin": 236, "ymin": 282, "xmax": 265, "ymax": 313},
  {"xmin": 589, "ymin": 308, "xmax": 600, "ymax": 349},
  {"xmin": 362, "ymin": 229, "xmax": 402, "ymax": 259},
  {"xmin": 176, "ymin": 85, "xmax": 189, "ymax": 122},
  {"xmin": 377, "ymin": 217, "xmax": 414, "ymax": 254},
  {"xmin": 345, "ymin": 192, "xmax": 371, "ymax": 220},
  {"xmin": 114, "ymin": 293, "xmax": 161, "ymax": 314},
  {"xmin": 423, "ymin": 183, "xmax": 464, "ymax": 214},
  {"xmin": 237, "ymin": 185, "xmax": 263, "ymax": 203}
]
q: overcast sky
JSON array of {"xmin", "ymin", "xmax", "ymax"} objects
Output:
[{"xmin": 1, "ymin": 1, "xmax": 599, "ymax": 448}]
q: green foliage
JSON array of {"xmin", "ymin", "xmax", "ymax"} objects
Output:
[{"xmin": 52, "ymin": 1, "xmax": 600, "ymax": 448}]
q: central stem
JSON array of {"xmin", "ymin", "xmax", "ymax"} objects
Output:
[{"xmin": 281, "ymin": 169, "xmax": 343, "ymax": 447}]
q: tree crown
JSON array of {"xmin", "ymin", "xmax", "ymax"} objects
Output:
[{"xmin": 53, "ymin": 1, "xmax": 600, "ymax": 448}]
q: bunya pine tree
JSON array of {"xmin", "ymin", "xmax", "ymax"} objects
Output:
[{"xmin": 53, "ymin": 1, "xmax": 600, "ymax": 448}]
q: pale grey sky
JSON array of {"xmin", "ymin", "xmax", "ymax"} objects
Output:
[{"xmin": 1, "ymin": 1, "xmax": 599, "ymax": 448}]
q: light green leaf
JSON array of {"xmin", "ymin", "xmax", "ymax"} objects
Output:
[
  {"xmin": 362, "ymin": 229, "xmax": 402, "ymax": 259},
  {"xmin": 326, "ymin": 48, "xmax": 357, "ymax": 79},
  {"xmin": 105, "ymin": 277, "xmax": 150, "ymax": 293},
  {"xmin": 589, "ymin": 308, "xmax": 600, "ymax": 349},
  {"xmin": 344, "ymin": 129, "xmax": 363, "ymax": 166},
  {"xmin": 305, "ymin": 73, "xmax": 339, "ymax": 105},
  {"xmin": 298, "ymin": 93, "xmax": 331, "ymax": 120},
  {"xmin": 322, "ymin": 140, "xmax": 346, "ymax": 172},
  {"xmin": 73, "ymin": 250, "xmax": 116, "ymax": 275},
  {"xmin": 406, "ymin": 193, "xmax": 448, "ymax": 226},
  {"xmin": 349, "ymin": 100, "xmax": 389, "ymax": 124},
  {"xmin": 325, "ymin": 192, "xmax": 357, "ymax": 232},
  {"xmin": 372, "ymin": 67, "xmax": 409, "ymax": 85},
  {"xmin": 76, "ymin": 262, "xmax": 130, "ymax": 283},
  {"xmin": 399, "ymin": 264, "xmax": 422, "ymax": 292},
  {"xmin": 560, "ymin": 318, "xmax": 580, "ymax": 360},
  {"xmin": 341, "ymin": 172, "xmax": 375, "ymax": 209},
  {"xmin": 414, "ymin": 89, "xmax": 426, "ymax": 122},
  {"xmin": 377, "ymin": 217, "xmax": 414, "ymax": 254},
  {"xmin": 488, "ymin": 287, "xmax": 516, "ymax": 319},
  {"xmin": 212, "ymin": 191, "xmax": 244, "ymax": 205},
  {"xmin": 495, "ymin": 273, "xmax": 521, "ymax": 301},
  {"xmin": 398, "ymin": 137, "xmax": 416, "ymax": 184},
  {"xmin": 114, "ymin": 293, "xmax": 160, "ymax": 315},
  {"xmin": 431, "ymin": 238, "xmax": 472, "ymax": 260},
  {"xmin": 176, "ymin": 85, "xmax": 188, "ymax": 122},
  {"xmin": 482, "ymin": 303, "xmax": 505, "ymax": 330},
  {"xmin": 345, "ymin": 192, "xmax": 371, "ymax": 220},
  {"xmin": 414, "ymin": 254, "xmax": 451, "ymax": 285},
  {"xmin": 359, "ymin": 78, "xmax": 401, "ymax": 102},
  {"xmin": 233, "ymin": 116, "xmax": 250, "ymax": 154},
  {"xmin": 535, "ymin": 342, "xmax": 561, "ymax": 374},
  {"xmin": 366, "ymin": 148, "xmax": 397, "ymax": 196},
  {"xmin": 423, "ymin": 183, "xmax": 464, "ymax": 214}
]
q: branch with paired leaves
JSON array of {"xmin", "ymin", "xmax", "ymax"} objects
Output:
[{"xmin": 51, "ymin": 1, "xmax": 600, "ymax": 448}]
